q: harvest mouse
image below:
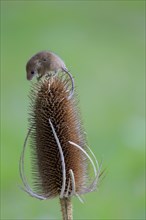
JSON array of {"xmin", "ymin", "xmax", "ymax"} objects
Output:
[{"xmin": 26, "ymin": 51, "xmax": 74, "ymax": 99}]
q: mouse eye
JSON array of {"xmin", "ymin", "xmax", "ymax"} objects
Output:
[
  {"xmin": 43, "ymin": 59, "xmax": 47, "ymax": 62},
  {"xmin": 31, "ymin": 71, "xmax": 35, "ymax": 75}
]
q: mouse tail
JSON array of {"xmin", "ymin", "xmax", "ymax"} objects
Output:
[{"xmin": 62, "ymin": 67, "xmax": 74, "ymax": 99}]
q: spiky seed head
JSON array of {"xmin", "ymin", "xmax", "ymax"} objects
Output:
[{"xmin": 29, "ymin": 76, "xmax": 88, "ymax": 198}]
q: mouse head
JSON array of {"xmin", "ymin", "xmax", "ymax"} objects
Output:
[
  {"xmin": 26, "ymin": 56, "xmax": 42, "ymax": 80},
  {"xmin": 26, "ymin": 52, "xmax": 51, "ymax": 80}
]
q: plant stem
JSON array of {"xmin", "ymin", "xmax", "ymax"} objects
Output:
[{"xmin": 60, "ymin": 197, "xmax": 73, "ymax": 220}]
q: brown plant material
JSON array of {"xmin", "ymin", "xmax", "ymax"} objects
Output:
[
  {"xmin": 19, "ymin": 74, "xmax": 101, "ymax": 220},
  {"xmin": 29, "ymin": 76, "xmax": 87, "ymax": 198},
  {"xmin": 60, "ymin": 198, "xmax": 73, "ymax": 220}
]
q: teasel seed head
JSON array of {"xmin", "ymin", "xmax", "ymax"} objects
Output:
[{"xmin": 19, "ymin": 73, "xmax": 101, "ymax": 219}]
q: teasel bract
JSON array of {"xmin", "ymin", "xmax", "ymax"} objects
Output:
[{"xmin": 19, "ymin": 73, "xmax": 101, "ymax": 220}]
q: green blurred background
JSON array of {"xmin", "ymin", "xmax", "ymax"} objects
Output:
[{"xmin": 1, "ymin": 1, "xmax": 145, "ymax": 219}]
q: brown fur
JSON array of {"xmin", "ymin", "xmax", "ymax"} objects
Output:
[{"xmin": 26, "ymin": 51, "xmax": 66, "ymax": 80}]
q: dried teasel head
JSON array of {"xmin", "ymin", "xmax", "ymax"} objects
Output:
[{"xmin": 19, "ymin": 74, "xmax": 101, "ymax": 206}]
